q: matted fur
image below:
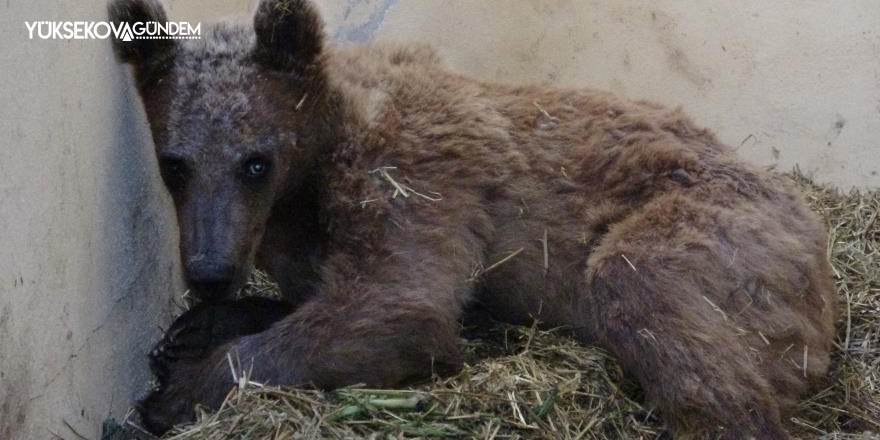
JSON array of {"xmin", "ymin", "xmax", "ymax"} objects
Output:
[{"xmin": 109, "ymin": 0, "xmax": 837, "ymax": 438}]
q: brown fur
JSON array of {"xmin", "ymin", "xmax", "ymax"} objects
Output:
[{"xmin": 109, "ymin": 0, "xmax": 837, "ymax": 437}]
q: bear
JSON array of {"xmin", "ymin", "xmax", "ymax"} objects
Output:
[{"xmin": 108, "ymin": 0, "xmax": 838, "ymax": 437}]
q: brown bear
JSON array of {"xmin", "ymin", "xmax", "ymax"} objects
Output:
[{"xmin": 109, "ymin": 0, "xmax": 837, "ymax": 437}]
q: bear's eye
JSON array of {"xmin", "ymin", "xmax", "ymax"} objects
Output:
[
  {"xmin": 158, "ymin": 156, "xmax": 189, "ymax": 190},
  {"xmin": 243, "ymin": 156, "xmax": 270, "ymax": 180}
]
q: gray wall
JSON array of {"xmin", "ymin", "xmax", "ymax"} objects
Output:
[
  {"xmin": 316, "ymin": 0, "xmax": 880, "ymax": 189},
  {"xmin": 0, "ymin": 1, "xmax": 187, "ymax": 439},
  {"xmin": 1, "ymin": 0, "xmax": 878, "ymax": 439}
]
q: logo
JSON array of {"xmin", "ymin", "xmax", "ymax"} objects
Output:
[{"xmin": 25, "ymin": 21, "xmax": 201, "ymax": 40}]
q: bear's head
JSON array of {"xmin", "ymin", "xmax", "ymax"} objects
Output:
[{"xmin": 109, "ymin": 0, "xmax": 333, "ymax": 300}]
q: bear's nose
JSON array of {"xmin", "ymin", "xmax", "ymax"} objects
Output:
[{"xmin": 186, "ymin": 260, "xmax": 236, "ymax": 300}]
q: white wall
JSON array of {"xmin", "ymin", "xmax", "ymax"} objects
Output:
[
  {"xmin": 0, "ymin": 1, "xmax": 877, "ymax": 439},
  {"xmin": 317, "ymin": 0, "xmax": 880, "ymax": 189},
  {"xmin": 0, "ymin": 1, "xmax": 190, "ymax": 438}
]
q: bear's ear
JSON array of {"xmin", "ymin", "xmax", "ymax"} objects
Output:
[
  {"xmin": 107, "ymin": 0, "xmax": 175, "ymax": 65},
  {"xmin": 253, "ymin": 0, "xmax": 325, "ymax": 71}
]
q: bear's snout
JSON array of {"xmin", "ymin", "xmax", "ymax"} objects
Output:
[{"xmin": 185, "ymin": 259, "xmax": 237, "ymax": 300}]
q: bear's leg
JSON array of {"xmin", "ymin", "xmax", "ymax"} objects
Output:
[
  {"xmin": 578, "ymin": 186, "xmax": 835, "ymax": 438},
  {"xmin": 138, "ymin": 245, "xmax": 473, "ymax": 434},
  {"xmin": 588, "ymin": 257, "xmax": 789, "ymax": 439},
  {"xmin": 140, "ymin": 297, "xmax": 294, "ymax": 433}
]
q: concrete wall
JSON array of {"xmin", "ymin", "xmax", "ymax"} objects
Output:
[
  {"xmin": 0, "ymin": 1, "xmax": 191, "ymax": 439},
  {"xmin": 317, "ymin": 0, "xmax": 880, "ymax": 189},
  {"xmin": 0, "ymin": 1, "xmax": 878, "ymax": 439}
]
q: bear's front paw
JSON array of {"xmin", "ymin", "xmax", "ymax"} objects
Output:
[
  {"xmin": 138, "ymin": 380, "xmax": 195, "ymax": 436},
  {"xmin": 139, "ymin": 345, "xmax": 238, "ymax": 435},
  {"xmin": 149, "ymin": 297, "xmax": 293, "ymax": 385}
]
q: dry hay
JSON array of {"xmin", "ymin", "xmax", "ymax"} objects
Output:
[{"xmin": 117, "ymin": 173, "xmax": 879, "ymax": 440}]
